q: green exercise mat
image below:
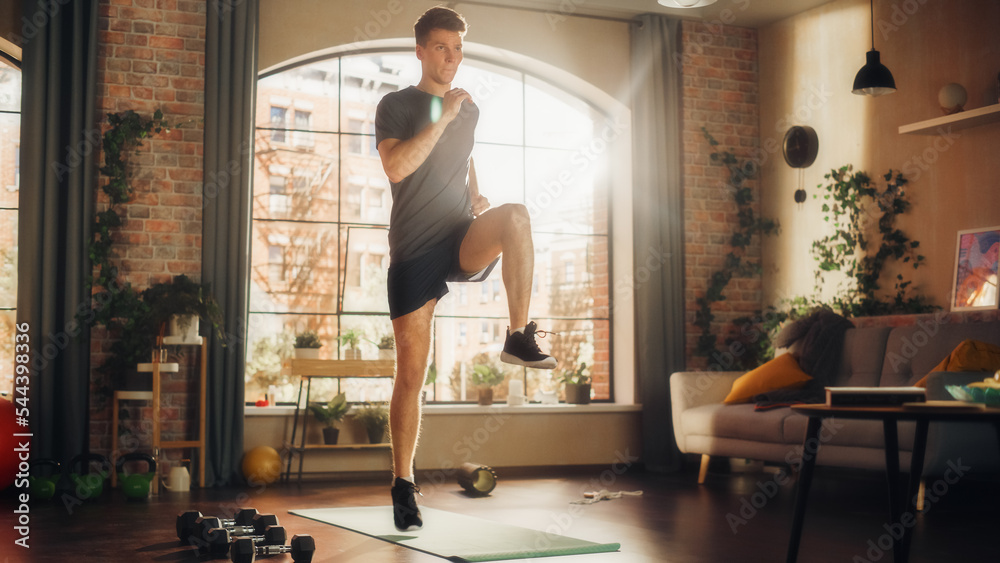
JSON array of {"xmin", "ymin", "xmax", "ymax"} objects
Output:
[{"xmin": 290, "ymin": 506, "xmax": 620, "ymax": 562}]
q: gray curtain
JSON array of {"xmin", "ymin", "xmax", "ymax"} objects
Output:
[
  {"xmin": 17, "ymin": 0, "xmax": 98, "ymax": 463},
  {"xmin": 630, "ymin": 15, "xmax": 685, "ymax": 472},
  {"xmin": 202, "ymin": 0, "xmax": 258, "ymax": 486}
]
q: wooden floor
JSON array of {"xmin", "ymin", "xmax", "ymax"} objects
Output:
[{"xmin": 2, "ymin": 461, "xmax": 997, "ymax": 562}]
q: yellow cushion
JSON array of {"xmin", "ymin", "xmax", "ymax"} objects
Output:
[
  {"xmin": 915, "ymin": 339, "xmax": 1000, "ymax": 387},
  {"xmin": 723, "ymin": 353, "xmax": 813, "ymax": 404}
]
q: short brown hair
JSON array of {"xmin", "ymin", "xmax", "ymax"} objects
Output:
[{"xmin": 414, "ymin": 6, "xmax": 467, "ymax": 46}]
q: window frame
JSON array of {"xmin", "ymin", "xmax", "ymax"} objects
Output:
[{"xmin": 249, "ymin": 48, "xmax": 617, "ymax": 406}]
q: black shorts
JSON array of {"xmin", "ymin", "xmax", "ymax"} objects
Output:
[{"xmin": 387, "ymin": 220, "xmax": 499, "ymax": 320}]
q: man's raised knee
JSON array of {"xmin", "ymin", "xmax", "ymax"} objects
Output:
[{"xmin": 503, "ymin": 203, "xmax": 530, "ymax": 229}]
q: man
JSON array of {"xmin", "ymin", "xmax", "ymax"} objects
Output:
[{"xmin": 374, "ymin": 6, "xmax": 556, "ymax": 530}]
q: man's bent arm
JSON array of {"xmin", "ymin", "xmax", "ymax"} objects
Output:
[
  {"xmin": 378, "ymin": 88, "xmax": 472, "ymax": 183},
  {"xmin": 377, "ymin": 120, "xmax": 450, "ymax": 184}
]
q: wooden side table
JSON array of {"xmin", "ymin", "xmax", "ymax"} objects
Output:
[
  {"xmin": 280, "ymin": 359, "xmax": 396, "ymax": 483},
  {"xmin": 785, "ymin": 403, "xmax": 1000, "ymax": 563}
]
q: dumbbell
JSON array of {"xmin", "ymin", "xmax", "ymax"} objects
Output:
[
  {"xmin": 177, "ymin": 508, "xmax": 260, "ymax": 541},
  {"xmin": 193, "ymin": 514, "xmax": 280, "ymax": 546},
  {"xmin": 230, "ymin": 534, "xmax": 316, "ymax": 563},
  {"xmin": 203, "ymin": 526, "xmax": 287, "ymax": 558}
]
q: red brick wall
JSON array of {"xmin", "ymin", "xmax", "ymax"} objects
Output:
[
  {"xmin": 90, "ymin": 0, "xmax": 206, "ymax": 459},
  {"xmin": 680, "ymin": 21, "xmax": 761, "ymax": 370}
]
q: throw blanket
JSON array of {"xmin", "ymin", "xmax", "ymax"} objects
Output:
[{"xmin": 755, "ymin": 310, "xmax": 854, "ymax": 408}]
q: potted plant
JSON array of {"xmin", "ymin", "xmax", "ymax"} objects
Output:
[
  {"xmin": 422, "ymin": 362, "xmax": 437, "ymax": 404},
  {"xmin": 354, "ymin": 402, "xmax": 389, "ymax": 444},
  {"xmin": 142, "ymin": 274, "xmax": 224, "ymax": 342},
  {"xmin": 561, "ymin": 363, "xmax": 592, "ymax": 405},
  {"xmin": 294, "ymin": 330, "xmax": 322, "ymax": 359},
  {"xmin": 339, "ymin": 328, "xmax": 363, "ymax": 360},
  {"xmin": 470, "ymin": 357, "xmax": 506, "ymax": 406},
  {"xmin": 307, "ymin": 392, "xmax": 349, "ymax": 445},
  {"xmin": 376, "ymin": 334, "xmax": 395, "ymax": 360}
]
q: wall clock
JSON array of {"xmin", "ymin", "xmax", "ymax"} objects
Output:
[{"xmin": 782, "ymin": 125, "xmax": 818, "ymax": 169}]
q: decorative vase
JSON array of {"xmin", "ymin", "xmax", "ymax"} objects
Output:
[
  {"xmin": 378, "ymin": 348, "xmax": 394, "ymax": 360},
  {"xmin": 565, "ymin": 383, "xmax": 591, "ymax": 405},
  {"xmin": 344, "ymin": 348, "xmax": 362, "ymax": 360},
  {"xmin": 322, "ymin": 427, "xmax": 339, "ymax": 445},
  {"xmin": 168, "ymin": 314, "xmax": 199, "ymax": 342},
  {"xmin": 477, "ymin": 387, "xmax": 494, "ymax": 406},
  {"xmin": 294, "ymin": 348, "xmax": 320, "ymax": 360}
]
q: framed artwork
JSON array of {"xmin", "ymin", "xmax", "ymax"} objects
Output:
[{"xmin": 951, "ymin": 226, "xmax": 1000, "ymax": 311}]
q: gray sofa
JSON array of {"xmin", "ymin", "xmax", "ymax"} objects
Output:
[{"xmin": 670, "ymin": 316, "xmax": 1000, "ymax": 484}]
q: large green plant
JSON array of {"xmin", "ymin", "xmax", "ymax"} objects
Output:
[
  {"xmin": 693, "ymin": 128, "xmax": 780, "ymax": 360},
  {"xmin": 810, "ymin": 165, "xmax": 934, "ymax": 317},
  {"xmin": 728, "ymin": 167, "xmax": 936, "ymax": 369}
]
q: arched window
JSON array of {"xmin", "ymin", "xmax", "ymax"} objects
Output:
[
  {"xmin": 246, "ymin": 51, "xmax": 612, "ymax": 404},
  {"xmin": 0, "ymin": 53, "xmax": 20, "ymax": 396}
]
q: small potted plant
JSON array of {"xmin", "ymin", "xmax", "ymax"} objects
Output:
[
  {"xmin": 294, "ymin": 330, "xmax": 322, "ymax": 359},
  {"xmin": 142, "ymin": 274, "xmax": 224, "ymax": 342},
  {"xmin": 376, "ymin": 334, "xmax": 395, "ymax": 360},
  {"xmin": 561, "ymin": 363, "xmax": 591, "ymax": 405},
  {"xmin": 422, "ymin": 362, "xmax": 437, "ymax": 404},
  {"xmin": 307, "ymin": 392, "xmax": 349, "ymax": 445},
  {"xmin": 339, "ymin": 328, "xmax": 363, "ymax": 360},
  {"xmin": 470, "ymin": 358, "xmax": 506, "ymax": 406},
  {"xmin": 354, "ymin": 402, "xmax": 389, "ymax": 444}
]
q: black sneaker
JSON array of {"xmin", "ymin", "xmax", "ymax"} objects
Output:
[
  {"xmin": 500, "ymin": 321, "xmax": 557, "ymax": 369},
  {"xmin": 391, "ymin": 477, "xmax": 423, "ymax": 531}
]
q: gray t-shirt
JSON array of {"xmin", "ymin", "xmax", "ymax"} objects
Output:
[{"xmin": 375, "ymin": 86, "xmax": 479, "ymax": 263}]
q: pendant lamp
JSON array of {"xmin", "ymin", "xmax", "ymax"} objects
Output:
[{"xmin": 852, "ymin": 0, "xmax": 896, "ymax": 96}]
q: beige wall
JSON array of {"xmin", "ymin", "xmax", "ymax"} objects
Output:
[
  {"xmin": 759, "ymin": 0, "xmax": 1000, "ymax": 308},
  {"xmin": 258, "ymin": 0, "xmax": 632, "ymax": 107},
  {"xmin": 245, "ymin": 407, "xmax": 642, "ymax": 476}
]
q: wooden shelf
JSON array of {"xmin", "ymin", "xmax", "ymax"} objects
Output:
[{"xmin": 899, "ymin": 103, "xmax": 1000, "ymax": 135}]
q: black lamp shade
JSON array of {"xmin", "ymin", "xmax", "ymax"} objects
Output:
[{"xmin": 852, "ymin": 50, "xmax": 896, "ymax": 96}]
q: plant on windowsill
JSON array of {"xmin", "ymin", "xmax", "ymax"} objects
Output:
[
  {"xmin": 293, "ymin": 330, "xmax": 322, "ymax": 359},
  {"xmin": 354, "ymin": 402, "xmax": 389, "ymax": 444},
  {"xmin": 559, "ymin": 362, "xmax": 592, "ymax": 405},
  {"xmin": 375, "ymin": 334, "xmax": 395, "ymax": 360},
  {"xmin": 339, "ymin": 328, "xmax": 363, "ymax": 360},
  {"xmin": 307, "ymin": 392, "xmax": 349, "ymax": 445},
  {"xmin": 470, "ymin": 355, "xmax": 506, "ymax": 406},
  {"xmin": 422, "ymin": 362, "xmax": 437, "ymax": 404}
]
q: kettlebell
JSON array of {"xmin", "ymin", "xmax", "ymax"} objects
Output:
[
  {"xmin": 116, "ymin": 452, "xmax": 156, "ymax": 500},
  {"xmin": 29, "ymin": 459, "xmax": 62, "ymax": 500},
  {"xmin": 69, "ymin": 453, "xmax": 111, "ymax": 500}
]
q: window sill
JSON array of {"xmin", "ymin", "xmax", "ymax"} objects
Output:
[{"xmin": 244, "ymin": 403, "xmax": 641, "ymax": 416}]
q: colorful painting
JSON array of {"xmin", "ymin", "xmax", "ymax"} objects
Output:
[{"xmin": 952, "ymin": 227, "xmax": 1000, "ymax": 311}]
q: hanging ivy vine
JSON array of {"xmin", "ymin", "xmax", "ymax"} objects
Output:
[
  {"xmin": 810, "ymin": 165, "xmax": 934, "ymax": 317},
  {"xmin": 83, "ymin": 109, "xmax": 171, "ymax": 389},
  {"xmin": 729, "ymin": 165, "xmax": 936, "ymax": 369},
  {"xmin": 693, "ymin": 128, "xmax": 780, "ymax": 360}
]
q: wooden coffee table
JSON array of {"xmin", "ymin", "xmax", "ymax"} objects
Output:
[{"xmin": 785, "ymin": 403, "xmax": 1000, "ymax": 563}]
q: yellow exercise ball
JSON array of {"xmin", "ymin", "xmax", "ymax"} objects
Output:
[{"xmin": 242, "ymin": 446, "xmax": 282, "ymax": 485}]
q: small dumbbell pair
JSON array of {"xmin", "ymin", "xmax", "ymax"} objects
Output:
[
  {"xmin": 176, "ymin": 508, "xmax": 261, "ymax": 542},
  {"xmin": 230, "ymin": 534, "xmax": 316, "ymax": 563}
]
